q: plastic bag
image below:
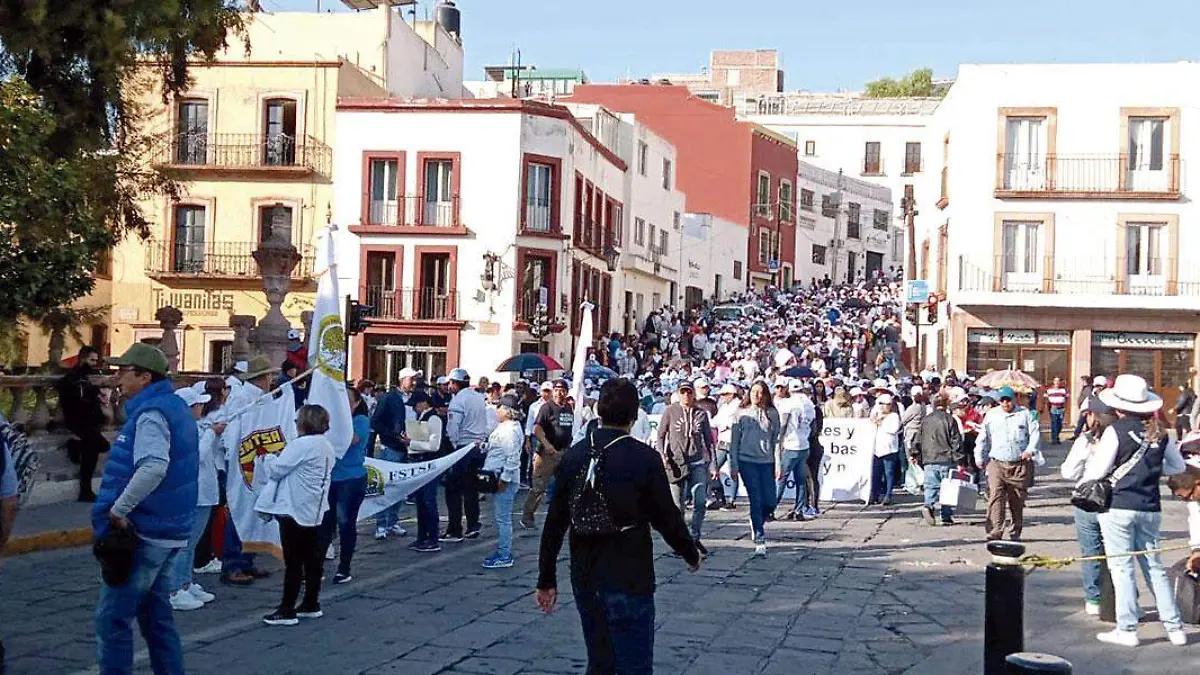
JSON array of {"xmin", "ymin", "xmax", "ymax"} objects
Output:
[{"xmin": 903, "ymin": 462, "xmax": 925, "ymax": 495}]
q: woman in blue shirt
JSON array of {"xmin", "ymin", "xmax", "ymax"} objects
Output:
[{"xmin": 319, "ymin": 387, "xmax": 372, "ymax": 584}]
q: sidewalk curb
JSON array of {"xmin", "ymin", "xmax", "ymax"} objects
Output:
[{"xmin": 2, "ymin": 527, "xmax": 92, "ymax": 557}]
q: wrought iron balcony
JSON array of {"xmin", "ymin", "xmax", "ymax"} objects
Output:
[
  {"xmin": 362, "ymin": 286, "xmax": 460, "ymax": 322},
  {"xmin": 361, "ymin": 196, "xmax": 461, "ymax": 228},
  {"xmin": 957, "ymin": 257, "xmax": 1200, "ymax": 297},
  {"xmin": 145, "ymin": 240, "xmax": 315, "ymax": 281},
  {"xmin": 154, "ymin": 133, "xmax": 331, "ymax": 176},
  {"xmin": 995, "ymin": 154, "xmax": 1181, "ymax": 199}
]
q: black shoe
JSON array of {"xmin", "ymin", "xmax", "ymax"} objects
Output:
[
  {"xmin": 695, "ymin": 540, "xmax": 709, "ymax": 559},
  {"xmin": 881, "ymin": 497, "xmax": 893, "ymax": 506},
  {"xmin": 921, "ymin": 506, "xmax": 936, "ymax": 526},
  {"xmin": 783, "ymin": 511, "xmax": 796, "ymax": 521},
  {"xmin": 77, "ymin": 492, "xmax": 97, "ymax": 503},
  {"xmin": 263, "ymin": 610, "xmax": 298, "ymax": 626},
  {"xmin": 408, "ymin": 541, "xmax": 441, "ymax": 553},
  {"xmin": 439, "ymin": 531, "xmax": 464, "ymax": 543},
  {"xmin": 940, "ymin": 517, "xmax": 955, "ymax": 527},
  {"xmin": 464, "ymin": 528, "xmax": 482, "ymax": 540},
  {"xmin": 721, "ymin": 503, "xmax": 738, "ymax": 511},
  {"xmin": 296, "ymin": 604, "xmax": 323, "ymax": 619}
]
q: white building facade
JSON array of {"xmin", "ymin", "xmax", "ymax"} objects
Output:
[
  {"xmin": 678, "ymin": 213, "xmax": 745, "ymax": 305},
  {"xmin": 793, "ymin": 162, "xmax": 897, "ymax": 286},
  {"xmin": 920, "ymin": 63, "xmax": 1200, "ymax": 414},
  {"xmin": 332, "ymin": 98, "xmax": 627, "ymax": 386}
]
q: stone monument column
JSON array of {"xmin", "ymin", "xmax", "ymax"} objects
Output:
[
  {"xmin": 230, "ymin": 315, "xmax": 257, "ymax": 364},
  {"xmin": 155, "ymin": 305, "xmax": 184, "ymax": 373},
  {"xmin": 248, "ymin": 235, "xmax": 300, "ymax": 366}
]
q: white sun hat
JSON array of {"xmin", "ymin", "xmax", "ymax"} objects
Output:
[{"xmin": 1097, "ymin": 374, "xmax": 1162, "ymax": 414}]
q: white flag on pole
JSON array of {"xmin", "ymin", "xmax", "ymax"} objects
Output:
[
  {"xmin": 570, "ymin": 302, "xmax": 594, "ymax": 438},
  {"xmin": 307, "ymin": 225, "xmax": 353, "ymax": 459}
]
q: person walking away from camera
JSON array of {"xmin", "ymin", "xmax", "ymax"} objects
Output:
[
  {"xmin": 319, "ymin": 387, "xmax": 371, "ymax": 584},
  {"xmin": 522, "ymin": 379, "xmax": 574, "ymax": 529},
  {"xmin": 536, "ymin": 378, "xmax": 701, "ymax": 675},
  {"xmin": 57, "ymin": 345, "xmax": 110, "ymax": 502},
  {"xmin": 911, "ymin": 392, "xmax": 964, "ymax": 526},
  {"xmin": 1060, "ymin": 394, "xmax": 1117, "ymax": 617},
  {"xmin": 371, "ymin": 366, "xmax": 419, "ymax": 540},
  {"xmin": 776, "ymin": 380, "xmax": 814, "ymax": 521},
  {"xmin": 444, "ymin": 368, "xmax": 489, "ymax": 542},
  {"xmin": 976, "ymin": 386, "xmax": 1039, "ymax": 541},
  {"xmin": 257, "ymin": 405, "xmax": 335, "ymax": 626},
  {"xmin": 93, "ymin": 344, "xmax": 198, "ymax": 674},
  {"xmin": 656, "ymin": 379, "xmax": 715, "ymax": 556},
  {"xmin": 869, "ymin": 394, "xmax": 902, "ymax": 506},
  {"xmin": 167, "ymin": 384, "xmax": 219, "ymax": 612},
  {"xmin": 1173, "ymin": 383, "xmax": 1195, "ymax": 436},
  {"xmin": 729, "ymin": 381, "xmax": 781, "ymax": 556},
  {"xmin": 1082, "ymin": 375, "xmax": 1187, "ymax": 647},
  {"xmin": 1045, "ymin": 377, "xmax": 1069, "ymax": 445},
  {"xmin": 1, "ymin": 415, "xmax": 21, "ymax": 673},
  {"xmin": 404, "ymin": 390, "xmax": 450, "ymax": 552},
  {"xmin": 482, "ymin": 394, "xmax": 524, "ymax": 569}
]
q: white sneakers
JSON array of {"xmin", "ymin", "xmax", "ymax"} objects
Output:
[
  {"xmin": 1096, "ymin": 628, "xmax": 1188, "ymax": 647},
  {"xmin": 193, "ymin": 559, "xmax": 222, "ymax": 575},
  {"xmin": 753, "ymin": 544, "xmax": 768, "ymax": 557},
  {"xmin": 1084, "ymin": 601, "xmax": 1100, "ymax": 616},
  {"xmin": 325, "ymin": 544, "xmax": 338, "ymax": 561},
  {"xmin": 389, "ymin": 523, "xmax": 408, "ymax": 537},
  {"xmin": 170, "ymin": 590, "xmax": 204, "ymax": 611},
  {"xmin": 189, "ymin": 583, "xmax": 215, "ymax": 604},
  {"xmin": 374, "ymin": 527, "xmax": 389, "ymax": 540}
]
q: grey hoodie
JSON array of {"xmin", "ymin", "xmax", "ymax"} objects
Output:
[{"xmin": 729, "ymin": 406, "xmax": 781, "ymax": 474}]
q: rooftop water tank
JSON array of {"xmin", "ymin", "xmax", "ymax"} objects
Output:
[{"xmin": 436, "ymin": 1, "xmax": 461, "ymax": 39}]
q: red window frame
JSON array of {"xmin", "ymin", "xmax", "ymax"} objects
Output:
[
  {"xmin": 520, "ymin": 152, "xmax": 562, "ymax": 235},
  {"xmin": 360, "ymin": 151, "xmax": 406, "ymax": 226},
  {"xmin": 415, "ymin": 151, "xmax": 462, "ymax": 228}
]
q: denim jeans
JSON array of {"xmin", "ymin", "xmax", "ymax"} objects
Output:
[
  {"xmin": 375, "ymin": 446, "xmax": 406, "ymax": 530},
  {"xmin": 319, "ymin": 477, "xmax": 367, "ymax": 576},
  {"xmin": 922, "ymin": 463, "xmax": 954, "ymax": 521},
  {"xmin": 871, "ymin": 453, "xmax": 899, "ymax": 502},
  {"xmin": 492, "ymin": 479, "xmax": 519, "ymax": 559},
  {"xmin": 1049, "ymin": 408, "xmax": 1065, "ymax": 444},
  {"xmin": 412, "ymin": 476, "xmax": 440, "ymax": 546},
  {"xmin": 170, "ymin": 506, "xmax": 212, "ymax": 592},
  {"xmin": 96, "ymin": 543, "xmax": 184, "ymax": 675},
  {"xmin": 573, "ymin": 587, "xmax": 655, "ymax": 675},
  {"xmin": 669, "ymin": 463, "xmax": 709, "ymax": 540},
  {"xmin": 776, "ymin": 449, "xmax": 809, "ymax": 515},
  {"xmin": 217, "ymin": 472, "xmax": 254, "ymax": 575},
  {"xmin": 1073, "ymin": 507, "xmax": 1104, "ymax": 604},
  {"xmin": 709, "ymin": 444, "xmax": 738, "ymax": 505},
  {"xmin": 1097, "ymin": 508, "xmax": 1183, "ymax": 632},
  {"xmin": 739, "ymin": 462, "xmax": 776, "ymax": 543}
]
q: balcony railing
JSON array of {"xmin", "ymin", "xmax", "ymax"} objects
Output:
[
  {"xmin": 363, "ymin": 286, "xmax": 460, "ymax": 322},
  {"xmin": 995, "ymin": 154, "xmax": 1181, "ymax": 198},
  {"xmin": 523, "ymin": 197, "xmax": 554, "ymax": 233},
  {"xmin": 154, "ymin": 133, "xmax": 332, "ymax": 175},
  {"xmin": 957, "ymin": 257, "xmax": 1200, "ymax": 297},
  {"xmin": 145, "ymin": 240, "xmax": 315, "ymax": 281},
  {"xmin": 362, "ymin": 196, "xmax": 461, "ymax": 228}
]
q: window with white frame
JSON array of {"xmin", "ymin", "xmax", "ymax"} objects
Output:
[
  {"xmin": 1125, "ymin": 222, "xmax": 1165, "ymax": 281},
  {"xmin": 779, "ymin": 180, "xmax": 794, "ymax": 221},
  {"xmin": 525, "ymin": 162, "xmax": 554, "ymax": 232},
  {"xmin": 648, "ymin": 224, "xmax": 657, "ymax": 254},
  {"xmin": 173, "ymin": 205, "xmax": 206, "ymax": 273},
  {"xmin": 1001, "ymin": 220, "xmax": 1043, "ymax": 290},
  {"xmin": 423, "ymin": 159, "xmax": 454, "ymax": 226},
  {"xmin": 369, "ymin": 158, "xmax": 400, "ymax": 225},
  {"xmin": 1003, "ymin": 117, "xmax": 1047, "ymax": 190},
  {"xmin": 637, "ymin": 141, "xmax": 648, "ymax": 176},
  {"xmin": 757, "ymin": 172, "xmax": 771, "ymax": 218},
  {"xmin": 758, "ymin": 229, "xmax": 771, "ymax": 264},
  {"xmin": 1127, "ymin": 117, "xmax": 1171, "ymax": 191},
  {"xmin": 659, "ymin": 229, "xmax": 668, "ymax": 255},
  {"xmin": 634, "ymin": 217, "xmax": 646, "ymax": 246},
  {"xmin": 804, "ymin": 140, "xmax": 816, "ymax": 156}
]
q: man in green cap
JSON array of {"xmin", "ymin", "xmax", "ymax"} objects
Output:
[
  {"xmin": 976, "ymin": 385, "xmax": 1039, "ymax": 541},
  {"xmin": 92, "ymin": 343, "xmax": 199, "ymax": 673}
]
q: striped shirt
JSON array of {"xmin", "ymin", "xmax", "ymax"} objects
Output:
[{"xmin": 1045, "ymin": 387, "xmax": 1068, "ymax": 409}]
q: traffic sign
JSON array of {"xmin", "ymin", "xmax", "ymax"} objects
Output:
[{"xmin": 905, "ymin": 279, "xmax": 930, "ymax": 305}]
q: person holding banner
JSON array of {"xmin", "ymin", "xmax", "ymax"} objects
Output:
[
  {"xmin": 481, "ymin": 395, "xmax": 525, "ymax": 569},
  {"xmin": 371, "ymin": 366, "xmax": 419, "ymax": 541},
  {"xmin": 869, "ymin": 394, "xmax": 903, "ymax": 506},
  {"xmin": 257, "ymin": 405, "xmax": 336, "ymax": 627},
  {"xmin": 319, "ymin": 387, "xmax": 371, "ymax": 584},
  {"xmin": 729, "ymin": 381, "xmax": 781, "ymax": 556},
  {"xmin": 404, "ymin": 390, "xmax": 450, "ymax": 553}
]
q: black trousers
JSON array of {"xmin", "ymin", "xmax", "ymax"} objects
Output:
[
  {"xmin": 444, "ymin": 457, "xmax": 481, "ymax": 536},
  {"xmin": 69, "ymin": 428, "xmax": 110, "ymax": 496},
  {"xmin": 805, "ymin": 443, "xmax": 824, "ymax": 509},
  {"xmin": 277, "ymin": 516, "xmax": 323, "ymax": 614}
]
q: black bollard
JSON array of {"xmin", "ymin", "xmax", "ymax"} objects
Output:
[
  {"xmin": 1006, "ymin": 652, "xmax": 1073, "ymax": 674},
  {"xmin": 984, "ymin": 541, "xmax": 1027, "ymax": 675},
  {"xmin": 1098, "ymin": 558, "xmax": 1116, "ymax": 623}
]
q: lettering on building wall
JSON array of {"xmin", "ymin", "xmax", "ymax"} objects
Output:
[
  {"xmin": 1093, "ymin": 332, "xmax": 1194, "ymax": 350},
  {"xmin": 152, "ymin": 289, "xmax": 236, "ymax": 317}
]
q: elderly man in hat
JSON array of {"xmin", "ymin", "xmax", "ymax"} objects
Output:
[
  {"xmin": 976, "ymin": 386, "xmax": 1040, "ymax": 541},
  {"xmin": 93, "ymin": 344, "xmax": 199, "ymax": 674}
]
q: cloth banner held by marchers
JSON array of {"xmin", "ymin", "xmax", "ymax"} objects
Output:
[
  {"xmin": 356, "ymin": 446, "xmax": 474, "ymax": 520},
  {"xmin": 224, "ymin": 383, "xmax": 297, "ymax": 551}
]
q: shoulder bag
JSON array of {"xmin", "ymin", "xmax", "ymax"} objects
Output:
[{"xmin": 1070, "ymin": 439, "xmax": 1148, "ymax": 514}]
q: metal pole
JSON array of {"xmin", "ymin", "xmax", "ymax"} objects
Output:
[
  {"xmin": 903, "ymin": 184, "xmax": 917, "ymax": 282},
  {"xmin": 984, "ymin": 541, "xmax": 1026, "ymax": 675},
  {"xmin": 914, "ymin": 304, "xmax": 922, "ymax": 375},
  {"xmin": 1005, "ymin": 653, "xmax": 1073, "ymax": 674}
]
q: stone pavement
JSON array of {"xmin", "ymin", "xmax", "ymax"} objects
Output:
[{"xmin": 1, "ymin": 446, "xmax": 1196, "ymax": 675}]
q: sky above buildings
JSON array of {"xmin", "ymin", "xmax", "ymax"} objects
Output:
[{"xmin": 274, "ymin": 0, "xmax": 1194, "ymax": 91}]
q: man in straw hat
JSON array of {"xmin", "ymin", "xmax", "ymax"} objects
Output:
[{"xmin": 92, "ymin": 343, "xmax": 199, "ymax": 673}]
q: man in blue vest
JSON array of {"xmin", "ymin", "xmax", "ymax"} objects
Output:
[{"xmin": 93, "ymin": 343, "xmax": 198, "ymax": 674}]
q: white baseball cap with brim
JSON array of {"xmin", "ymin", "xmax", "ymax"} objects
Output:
[
  {"xmin": 175, "ymin": 386, "xmax": 211, "ymax": 407},
  {"xmin": 1098, "ymin": 374, "xmax": 1162, "ymax": 414},
  {"xmin": 396, "ymin": 367, "xmax": 420, "ymax": 380},
  {"xmin": 718, "ymin": 383, "xmax": 739, "ymax": 395}
]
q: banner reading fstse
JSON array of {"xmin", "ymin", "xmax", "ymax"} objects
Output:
[{"xmin": 645, "ymin": 415, "xmax": 873, "ymax": 503}]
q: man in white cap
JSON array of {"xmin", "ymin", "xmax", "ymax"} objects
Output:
[
  {"xmin": 371, "ymin": 366, "xmax": 420, "ymax": 540},
  {"xmin": 708, "ymin": 383, "xmax": 743, "ymax": 510},
  {"xmin": 444, "ymin": 368, "xmax": 489, "ymax": 542},
  {"xmin": 524, "ymin": 382, "xmax": 553, "ymax": 486},
  {"xmin": 777, "ymin": 379, "xmax": 815, "ymax": 520}
]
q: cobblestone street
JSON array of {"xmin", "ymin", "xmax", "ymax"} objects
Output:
[{"xmin": 2, "ymin": 449, "xmax": 1195, "ymax": 675}]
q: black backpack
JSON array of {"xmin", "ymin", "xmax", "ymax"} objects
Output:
[
  {"xmin": 1168, "ymin": 557, "xmax": 1200, "ymax": 625},
  {"xmin": 568, "ymin": 432, "xmax": 630, "ymax": 536}
]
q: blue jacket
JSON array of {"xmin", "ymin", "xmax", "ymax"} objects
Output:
[
  {"xmin": 92, "ymin": 379, "xmax": 199, "ymax": 541},
  {"xmin": 371, "ymin": 389, "xmax": 411, "ymax": 451}
]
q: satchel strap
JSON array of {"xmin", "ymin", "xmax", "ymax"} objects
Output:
[{"xmin": 1110, "ymin": 436, "xmax": 1149, "ymax": 484}]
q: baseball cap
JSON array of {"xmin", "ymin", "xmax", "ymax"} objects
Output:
[
  {"xmin": 996, "ymin": 386, "xmax": 1017, "ymax": 401},
  {"xmin": 396, "ymin": 367, "xmax": 420, "ymax": 380},
  {"xmin": 109, "ymin": 343, "xmax": 170, "ymax": 376},
  {"xmin": 448, "ymin": 368, "xmax": 470, "ymax": 382},
  {"xmin": 718, "ymin": 383, "xmax": 739, "ymax": 395},
  {"xmin": 174, "ymin": 386, "xmax": 211, "ymax": 407},
  {"xmin": 1093, "ymin": 375, "xmax": 1109, "ymax": 387},
  {"xmin": 693, "ymin": 378, "xmax": 710, "ymax": 389},
  {"xmin": 877, "ymin": 393, "xmax": 894, "ymax": 405},
  {"xmin": 539, "ymin": 381, "xmax": 553, "ymax": 392},
  {"xmin": 677, "ymin": 380, "xmax": 695, "ymax": 392},
  {"xmin": 552, "ymin": 378, "xmax": 569, "ymax": 390},
  {"xmin": 435, "ymin": 376, "xmax": 449, "ymax": 386},
  {"xmin": 788, "ymin": 379, "xmax": 804, "ymax": 392}
]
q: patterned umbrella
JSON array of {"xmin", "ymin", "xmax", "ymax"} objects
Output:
[
  {"xmin": 496, "ymin": 353, "xmax": 564, "ymax": 373},
  {"xmin": 975, "ymin": 369, "xmax": 1041, "ymax": 393}
]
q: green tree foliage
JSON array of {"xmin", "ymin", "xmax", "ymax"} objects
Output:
[
  {"xmin": 0, "ymin": 1, "xmax": 248, "ymax": 320},
  {"xmin": 864, "ymin": 68, "xmax": 939, "ymax": 98}
]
